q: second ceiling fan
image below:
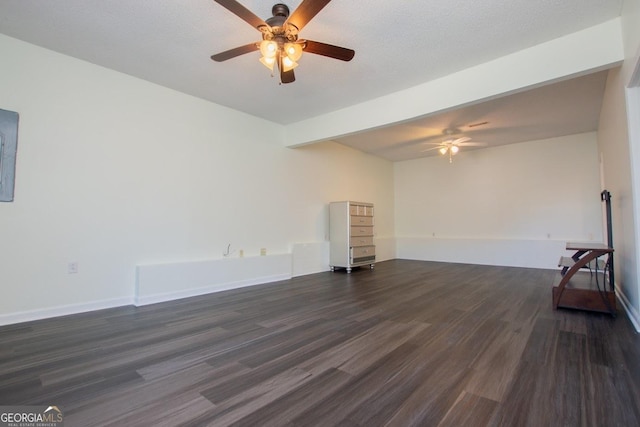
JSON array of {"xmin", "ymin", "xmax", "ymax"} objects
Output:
[
  {"xmin": 211, "ymin": 0, "xmax": 355, "ymax": 84},
  {"xmin": 421, "ymin": 129, "xmax": 488, "ymax": 163}
]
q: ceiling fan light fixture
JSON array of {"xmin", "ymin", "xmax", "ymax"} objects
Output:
[
  {"xmin": 281, "ymin": 55, "xmax": 299, "ymax": 72},
  {"xmin": 439, "ymin": 147, "xmax": 448, "ymax": 155},
  {"xmin": 284, "ymin": 42, "xmax": 303, "ymax": 61},
  {"xmin": 259, "ymin": 55, "xmax": 276, "ymax": 71},
  {"xmin": 259, "ymin": 40, "xmax": 278, "ymax": 58},
  {"xmin": 450, "ymin": 145, "xmax": 459, "ymax": 154}
]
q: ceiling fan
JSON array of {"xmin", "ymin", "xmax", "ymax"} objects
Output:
[
  {"xmin": 210, "ymin": 0, "xmax": 355, "ymax": 84},
  {"xmin": 421, "ymin": 129, "xmax": 488, "ymax": 163}
]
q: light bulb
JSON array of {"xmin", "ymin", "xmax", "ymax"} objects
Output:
[
  {"xmin": 284, "ymin": 42, "xmax": 303, "ymax": 61},
  {"xmin": 439, "ymin": 147, "xmax": 447, "ymax": 155},
  {"xmin": 450, "ymin": 145, "xmax": 459, "ymax": 154},
  {"xmin": 259, "ymin": 56, "xmax": 275, "ymax": 71},
  {"xmin": 282, "ymin": 55, "xmax": 299, "ymax": 72},
  {"xmin": 259, "ymin": 40, "xmax": 277, "ymax": 58}
]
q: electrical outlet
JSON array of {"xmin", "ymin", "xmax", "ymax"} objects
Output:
[
  {"xmin": 260, "ymin": 248, "xmax": 267, "ymax": 256},
  {"xmin": 68, "ymin": 262, "xmax": 78, "ymax": 274}
]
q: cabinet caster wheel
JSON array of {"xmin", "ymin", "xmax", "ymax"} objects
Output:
[
  {"xmin": 370, "ymin": 264, "xmax": 375, "ymax": 269},
  {"xmin": 346, "ymin": 268, "xmax": 352, "ymax": 274}
]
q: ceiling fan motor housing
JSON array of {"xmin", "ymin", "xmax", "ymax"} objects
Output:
[
  {"xmin": 262, "ymin": 3, "xmax": 299, "ymax": 44},
  {"xmin": 272, "ymin": 3, "xmax": 289, "ymax": 17}
]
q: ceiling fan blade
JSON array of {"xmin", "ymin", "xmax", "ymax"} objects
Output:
[
  {"xmin": 213, "ymin": 0, "xmax": 268, "ymax": 30},
  {"xmin": 452, "ymin": 137, "xmax": 471, "ymax": 145},
  {"xmin": 286, "ymin": 0, "xmax": 332, "ymax": 31},
  {"xmin": 420, "ymin": 146, "xmax": 445, "ymax": 153},
  {"xmin": 303, "ymin": 40, "xmax": 355, "ymax": 61},
  {"xmin": 459, "ymin": 142, "xmax": 488, "ymax": 146},
  {"xmin": 211, "ymin": 43, "xmax": 258, "ymax": 62},
  {"xmin": 280, "ymin": 68, "xmax": 295, "ymax": 84}
]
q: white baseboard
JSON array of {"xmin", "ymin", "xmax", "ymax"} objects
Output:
[
  {"xmin": 135, "ymin": 254, "xmax": 292, "ymax": 306},
  {"xmin": 396, "ymin": 237, "xmax": 567, "ymax": 269},
  {"xmin": 0, "ymin": 297, "xmax": 133, "ymax": 327},
  {"xmin": 134, "ymin": 273, "xmax": 290, "ymax": 306},
  {"xmin": 1, "ymin": 253, "xmax": 297, "ymax": 326},
  {"xmin": 7, "ymin": 242, "xmax": 632, "ymax": 329},
  {"xmin": 616, "ymin": 285, "xmax": 640, "ymax": 332}
]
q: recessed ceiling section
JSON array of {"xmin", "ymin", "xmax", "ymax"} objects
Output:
[{"xmin": 332, "ymin": 70, "xmax": 610, "ymax": 162}]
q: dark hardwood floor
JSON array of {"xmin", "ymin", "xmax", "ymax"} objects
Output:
[{"xmin": 1, "ymin": 260, "xmax": 639, "ymax": 426}]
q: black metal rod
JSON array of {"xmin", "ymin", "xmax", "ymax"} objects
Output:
[{"xmin": 601, "ymin": 190, "xmax": 615, "ymax": 291}]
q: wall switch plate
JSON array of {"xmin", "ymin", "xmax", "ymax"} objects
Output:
[{"xmin": 260, "ymin": 248, "xmax": 267, "ymax": 256}]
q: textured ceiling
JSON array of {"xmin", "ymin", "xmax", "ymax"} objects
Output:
[
  {"xmin": 0, "ymin": 0, "xmax": 622, "ymax": 125},
  {"xmin": 333, "ymin": 70, "xmax": 610, "ymax": 161}
]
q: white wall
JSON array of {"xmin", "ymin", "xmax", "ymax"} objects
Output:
[
  {"xmin": 0, "ymin": 34, "xmax": 395, "ymax": 324},
  {"xmin": 395, "ymin": 133, "xmax": 603, "ymax": 269},
  {"xmin": 595, "ymin": 0, "xmax": 640, "ymax": 330},
  {"xmin": 597, "ymin": 68, "xmax": 638, "ymax": 327}
]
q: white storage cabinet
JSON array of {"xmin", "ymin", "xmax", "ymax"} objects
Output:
[{"xmin": 329, "ymin": 201, "xmax": 375, "ymax": 273}]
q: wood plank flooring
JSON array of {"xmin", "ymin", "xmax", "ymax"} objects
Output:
[{"xmin": 1, "ymin": 259, "xmax": 639, "ymax": 426}]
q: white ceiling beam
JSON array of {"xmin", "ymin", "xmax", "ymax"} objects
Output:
[{"xmin": 284, "ymin": 18, "xmax": 624, "ymax": 148}]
